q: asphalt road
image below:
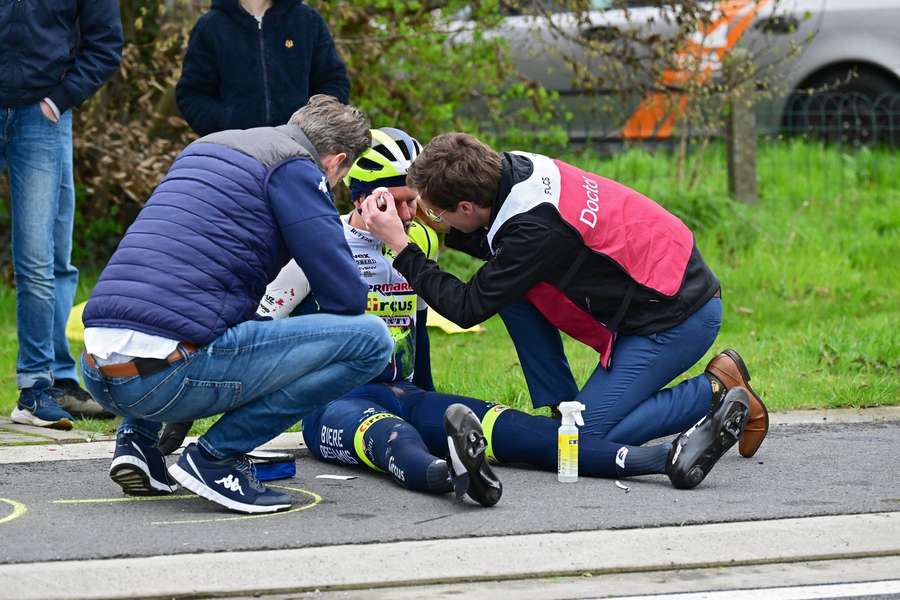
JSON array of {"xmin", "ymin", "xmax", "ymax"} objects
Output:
[{"xmin": 1, "ymin": 421, "xmax": 898, "ymax": 564}]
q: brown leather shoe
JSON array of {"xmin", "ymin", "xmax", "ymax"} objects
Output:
[{"xmin": 704, "ymin": 349, "xmax": 769, "ymax": 458}]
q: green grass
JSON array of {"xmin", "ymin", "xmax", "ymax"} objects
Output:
[
  {"xmin": 0, "ymin": 275, "xmax": 117, "ymax": 434},
  {"xmin": 1, "ymin": 141, "xmax": 897, "ymax": 435}
]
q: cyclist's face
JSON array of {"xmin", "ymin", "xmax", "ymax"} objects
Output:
[
  {"xmin": 386, "ymin": 186, "xmax": 417, "ymax": 231},
  {"xmin": 354, "ymin": 186, "xmax": 417, "ymax": 231}
]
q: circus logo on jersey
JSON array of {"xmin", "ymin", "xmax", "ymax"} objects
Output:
[{"xmin": 367, "ymin": 290, "xmax": 417, "ymax": 317}]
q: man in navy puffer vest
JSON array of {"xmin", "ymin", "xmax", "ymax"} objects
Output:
[{"xmin": 80, "ymin": 95, "xmax": 393, "ymax": 514}]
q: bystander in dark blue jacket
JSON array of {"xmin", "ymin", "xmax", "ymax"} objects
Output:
[
  {"xmin": 0, "ymin": 0, "xmax": 123, "ymax": 112},
  {"xmin": 176, "ymin": 0, "xmax": 350, "ymax": 135}
]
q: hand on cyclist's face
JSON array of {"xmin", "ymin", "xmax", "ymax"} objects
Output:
[
  {"xmin": 361, "ymin": 189, "xmax": 409, "ymax": 253},
  {"xmin": 387, "ymin": 186, "xmax": 417, "ymax": 231},
  {"xmin": 356, "ymin": 186, "xmax": 416, "ymax": 230}
]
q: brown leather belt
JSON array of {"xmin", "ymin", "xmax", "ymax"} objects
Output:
[{"xmin": 83, "ymin": 342, "xmax": 198, "ymax": 378}]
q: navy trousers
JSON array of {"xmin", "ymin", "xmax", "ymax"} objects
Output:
[
  {"xmin": 302, "ymin": 382, "xmax": 670, "ymax": 487},
  {"xmin": 500, "ymin": 297, "xmax": 722, "ymax": 445}
]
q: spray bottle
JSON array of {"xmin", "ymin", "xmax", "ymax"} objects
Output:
[{"xmin": 557, "ymin": 401, "xmax": 586, "ymax": 483}]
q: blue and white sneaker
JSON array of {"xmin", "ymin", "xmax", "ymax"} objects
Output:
[
  {"xmin": 11, "ymin": 382, "xmax": 75, "ymax": 430},
  {"xmin": 168, "ymin": 443, "xmax": 293, "ymax": 514},
  {"xmin": 110, "ymin": 432, "xmax": 178, "ymax": 496}
]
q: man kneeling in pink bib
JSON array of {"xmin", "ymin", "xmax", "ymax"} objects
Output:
[{"xmin": 361, "ymin": 133, "xmax": 769, "ymax": 487}]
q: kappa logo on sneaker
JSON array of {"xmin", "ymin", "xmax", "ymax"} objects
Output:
[
  {"xmin": 615, "ymin": 446, "xmax": 629, "ymax": 469},
  {"xmin": 215, "ymin": 474, "xmax": 244, "ymax": 496}
]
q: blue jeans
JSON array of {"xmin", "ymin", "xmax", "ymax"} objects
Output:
[
  {"xmin": 81, "ymin": 314, "xmax": 393, "ymax": 458},
  {"xmin": 501, "ymin": 297, "xmax": 722, "ymax": 445},
  {"xmin": 0, "ymin": 104, "xmax": 79, "ymax": 388}
]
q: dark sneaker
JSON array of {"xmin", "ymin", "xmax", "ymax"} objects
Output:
[
  {"xmin": 169, "ymin": 443, "xmax": 293, "ymax": 514},
  {"xmin": 110, "ymin": 432, "xmax": 178, "ymax": 496},
  {"xmin": 158, "ymin": 421, "xmax": 194, "ymax": 455},
  {"xmin": 11, "ymin": 382, "xmax": 74, "ymax": 430},
  {"xmin": 444, "ymin": 404, "xmax": 502, "ymax": 507},
  {"xmin": 50, "ymin": 379, "xmax": 115, "ymax": 419},
  {"xmin": 667, "ymin": 387, "xmax": 751, "ymax": 490}
]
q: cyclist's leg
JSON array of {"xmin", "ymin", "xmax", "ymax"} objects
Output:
[
  {"xmin": 302, "ymin": 389, "xmax": 450, "ymax": 493},
  {"xmin": 398, "ymin": 386, "xmax": 668, "ymax": 479}
]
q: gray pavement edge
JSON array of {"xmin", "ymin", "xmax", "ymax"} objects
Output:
[
  {"xmin": 1, "ymin": 511, "xmax": 898, "ymax": 600},
  {"xmin": 2, "ymin": 406, "xmax": 899, "ymax": 464}
]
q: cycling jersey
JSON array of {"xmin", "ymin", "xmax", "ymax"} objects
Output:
[{"xmin": 258, "ymin": 214, "xmax": 437, "ymax": 382}]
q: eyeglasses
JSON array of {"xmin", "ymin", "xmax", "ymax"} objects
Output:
[{"xmin": 423, "ymin": 204, "xmax": 447, "ymax": 223}]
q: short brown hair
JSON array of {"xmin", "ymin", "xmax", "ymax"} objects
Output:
[{"xmin": 406, "ymin": 133, "xmax": 502, "ymax": 211}]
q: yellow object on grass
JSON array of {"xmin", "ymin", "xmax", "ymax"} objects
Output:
[
  {"xmin": 426, "ymin": 309, "xmax": 484, "ymax": 334},
  {"xmin": 66, "ymin": 301, "xmax": 87, "ymax": 343}
]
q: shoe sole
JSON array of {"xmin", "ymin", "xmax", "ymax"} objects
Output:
[
  {"xmin": 109, "ymin": 456, "xmax": 177, "ymax": 496},
  {"xmin": 722, "ymin": 349, "xmax": 770, "ymax": 458},
  {"xmin": 671, "ymin": 393, "xmax": 750, "ymax": 489},
  {"xmin": 168, "ymin": 462, "xmax": 292, "ymax": 514},
  {"xmin": 445, "ymin": 405, "xmax": 502, "ymax": 507},
  {"xmin": 10, "ymin": 408, "xmax": 74, "ymax": 431}
]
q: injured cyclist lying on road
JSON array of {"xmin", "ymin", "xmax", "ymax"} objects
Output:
[{"xmin": 159, "ymin": 127, "xmax": 751, "ymax": 505}]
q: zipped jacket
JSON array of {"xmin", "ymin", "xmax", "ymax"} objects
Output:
[
  {"xmin": 0, "ymin": 0, "xmax": 122, "ymax": 112},
  {"xmin": 176, "ymin": 0, "xmax": 349, "ymax": 135}
]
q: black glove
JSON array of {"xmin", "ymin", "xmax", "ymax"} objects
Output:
[{"xmin": 158, "ymin": 421, "xmax": 193, "ymax": 455}]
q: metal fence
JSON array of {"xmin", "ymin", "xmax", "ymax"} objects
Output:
[
  {"xmin": 540, "ymin": 92, "xmax": 900, "ymax": 201},
  {"xmin": 781, "ymin": 92, "xmax": 900, "ymax": 148}
]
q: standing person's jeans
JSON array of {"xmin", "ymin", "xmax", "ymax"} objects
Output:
[
  {"xmin": 0, "ymin": 104, "xmax": 80, "ymax": 389},
  {"xmin": 501, "ymin": 297, "xmax": 722, "ymax": 445},
  {"xmin": 81, "ymin": 313, "xmax": 393, "ymax": 458}
]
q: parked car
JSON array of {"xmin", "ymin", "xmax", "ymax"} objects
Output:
[{"xmin": 482, "ymin": 0, "xmax": 900, "ymax": 141}]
